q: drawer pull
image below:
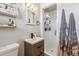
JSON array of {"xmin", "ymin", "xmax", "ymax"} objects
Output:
[{"xmin": 37, "ymin": 45, "xmax": 43, "ymax": 48}]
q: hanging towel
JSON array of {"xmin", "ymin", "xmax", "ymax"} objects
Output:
[
  {"xmin": 68, "ymin": 13, "xmax": 78, "ymax": 46},
  {"xmin": 59, "ymin": 9, "xmax": 67, "ymax": 48}
]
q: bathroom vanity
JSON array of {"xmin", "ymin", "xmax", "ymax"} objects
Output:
[{"xmin": 24, "ymin": 37, "xmax": 44, "ymax": 56}]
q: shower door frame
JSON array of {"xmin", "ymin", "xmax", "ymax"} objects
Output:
[{"xmin": 42, "ymin": 3, "xmax": 58, "ymax": 56}]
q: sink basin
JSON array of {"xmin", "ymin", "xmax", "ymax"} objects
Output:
[{"xmin": 24, "ymin": 37, "xmax": 44, "ymax": 45}]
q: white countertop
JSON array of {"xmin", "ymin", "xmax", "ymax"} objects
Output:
[{"xmin": 24, "ymin": 37, "xmax": 44, "ymax": 45}]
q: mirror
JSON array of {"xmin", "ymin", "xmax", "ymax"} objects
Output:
[
  {"xmin": 25, "ymin": 3, "xmax": 38, "ymax": 25},
  {"xmin": 27, "ymin": 9, "xmax": 35, "ymax": 24}
]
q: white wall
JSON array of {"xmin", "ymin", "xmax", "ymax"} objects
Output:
[
  {"xmin": 57, "ymin": 3, "xmax": 79, "ymax": 44},
  {"xmin": 0, "ymin": 3, "xmax": 40, "ymax": 56}
]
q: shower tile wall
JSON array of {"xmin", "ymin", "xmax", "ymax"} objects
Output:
[{"xmin": 43, "ymin": 5, "xmax": 58, "ymax": 55}]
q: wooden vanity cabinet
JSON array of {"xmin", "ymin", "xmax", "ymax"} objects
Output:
[{"xmin": 24, "ymin": 40, "xmax": 44, "ymax": 56}]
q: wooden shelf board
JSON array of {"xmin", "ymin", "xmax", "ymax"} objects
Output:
[{"xmin": 0, "ymin": 24, "xmax": 16, "ymax": 28}]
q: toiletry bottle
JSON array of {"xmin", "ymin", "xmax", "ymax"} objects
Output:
[
  {"xmin": 8, "ymin": 19, "xmax": 12, "ymax": 26},
  {"xmin": 11, "ymin": 20, "xmax": 14, "ymax": 25}
]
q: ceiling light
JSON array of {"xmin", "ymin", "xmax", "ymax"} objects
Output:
[{"xmin": 26, "ymin": 3, "xmax": 31, "ymax": 8}]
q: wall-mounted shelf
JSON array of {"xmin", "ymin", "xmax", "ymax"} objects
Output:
[
  {"xmin": 0, "ymin": 3, "xmax": 18, "ymax": 18},
  {"xmin": 0, "ymin": 24, "xmax": 16, "ymax": 28},
  {"xmin": 26, "ymin": 23, "xmax": 36, "ymax": 25},
  {"xmin": 0, "ymin": 8, "xmax": 16, "ymax": 18},
  {"xmin": 3, "ymin": 3, "xmax": 16, "ymax": 8}
]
